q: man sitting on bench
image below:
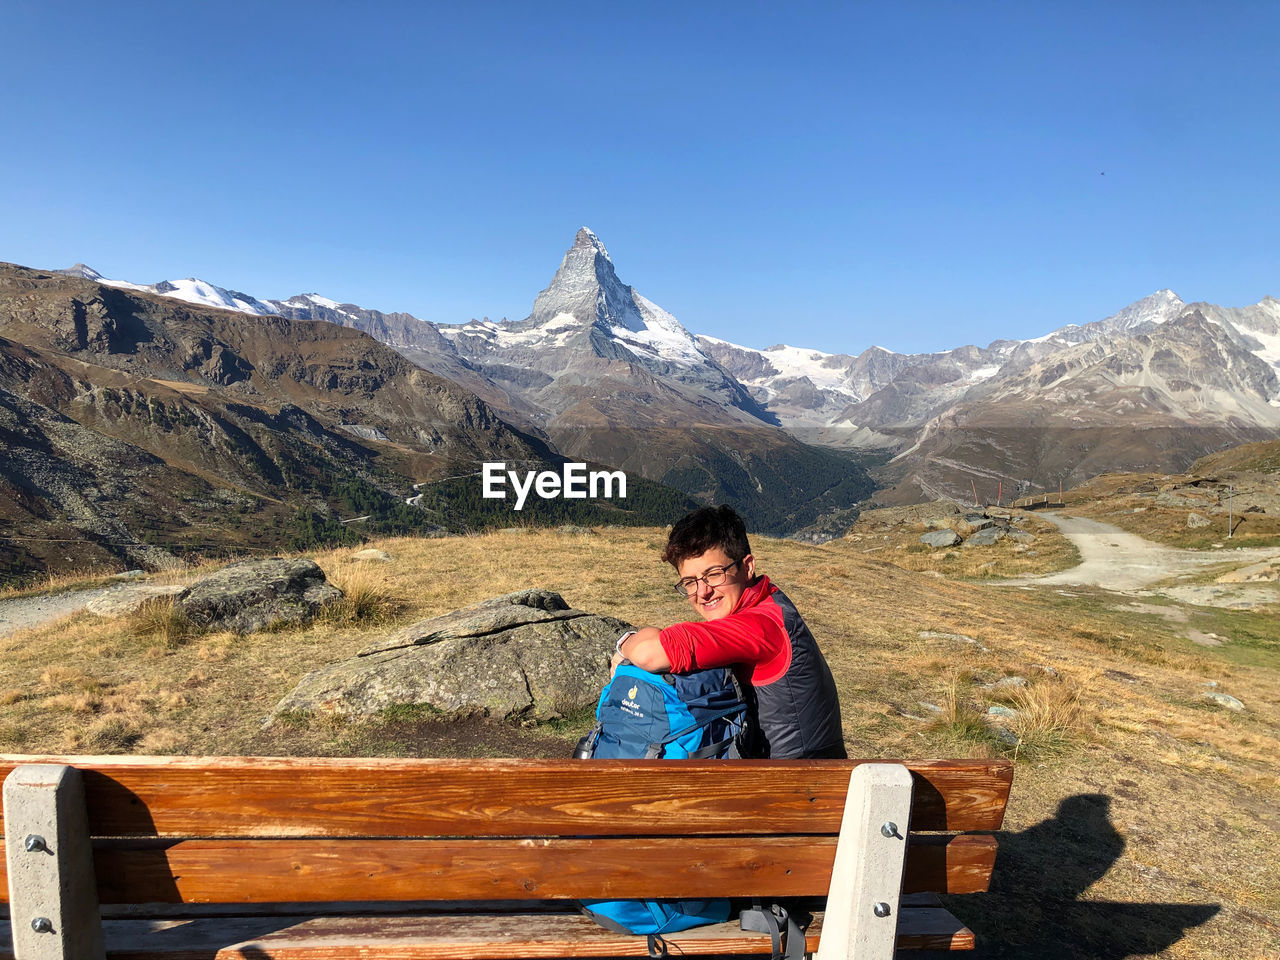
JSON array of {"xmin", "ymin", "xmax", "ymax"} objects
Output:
[{"xmin": 615, "ymin": 505, "xmax": 846, "ymax": 759}]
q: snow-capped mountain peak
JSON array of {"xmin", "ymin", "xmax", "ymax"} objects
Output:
[
  {"xmin": 429, "ymin": 229, "xmax": 769, "ymax": 423},
  {"xmin": 574, "ymin": 225, "xmax": 612, "ymax": 264},
  {"xmin": 150, "ymin": 278, "xmax": 277, "ymax": 315},
  {"xmin": 59, "ymin": 263, "xmax": 105, "ymax": 281},
  {"xmin": 1099, "ymin": 288, "xmax": 1187, "ymax": 332},
  {"xmin": 525, "ymin": 224, "xmax": 648, "ymax": 334},
  {"xmin": 278, "ymin": 293, "xmax": 363, "ymax": 319},
  {"xmin": 57, "ymin": 264, "xmax": 278, "ymax": 316},
  {"xmin": 1027, "ymin": 289, "xmax": 1189, "ymax": 346}
]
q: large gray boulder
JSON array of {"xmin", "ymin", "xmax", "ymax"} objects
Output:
[
  {"xmin": 179, "ymin": 558, "xmax": 342, "ymax": 634},
  {"xmin": 1202, "ymin": 692, "xmax": 1245, "ymax": 711},
  {"xmin": 271, "ymin": 589, "xmax": 629, "ymax": 721},
  {"xmin": 920, "ymin": 529, "xmax": 961, "ymax": 548},
  {"xmin": 963, "ymin": 527, "xmax": 1007, "ymax": 547}
]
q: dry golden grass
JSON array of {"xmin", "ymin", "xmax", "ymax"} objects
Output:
[
  {"xmin": 0, "ymin": 526, "xmax": 1277, "ymax": 955},
  {"xmin": 0, "ymin": 566, "xmax": 123, "ymax": 599},
  {"xmin": 1068, "ymin": 498, "xmax": 1280, "ymax": 549},
  {"xmin": 127, "ymin": 596, "xmax": 199, "ymax": 650},
  {"xmin": 1004, "ymin": 673, "xmax": 1091, "ymax": 759},
  {"xmin": 319, "ymin": 558, "xmax": 400, "ymax": 625}
]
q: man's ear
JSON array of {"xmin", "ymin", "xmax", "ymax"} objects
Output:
[{"xmin": 742, "ymin": 553, "xmax": 756, "ymax": 579}]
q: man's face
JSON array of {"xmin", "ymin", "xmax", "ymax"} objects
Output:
[{"xmin": 676, "ymin": 546, "xmax": 755, "ymax": 621}]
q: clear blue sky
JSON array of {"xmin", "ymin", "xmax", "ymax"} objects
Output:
[{"xmin": 3, "ymin": 1, "xmax": 1276, "ymax": 354}]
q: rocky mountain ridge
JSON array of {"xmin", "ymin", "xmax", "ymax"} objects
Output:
[{"xmin": 43, "ymin": 230, "xmax": 1280, "ymax": 512}]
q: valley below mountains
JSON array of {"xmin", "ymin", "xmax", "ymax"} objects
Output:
[{"xmin": 3, "ymin": 227, "xmax": 1279, "ymax": 579}]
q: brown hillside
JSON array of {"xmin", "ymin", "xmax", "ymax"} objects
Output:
[{"xmin": 0, "ymin": 262, "xmax": 560, "ymax": 577}]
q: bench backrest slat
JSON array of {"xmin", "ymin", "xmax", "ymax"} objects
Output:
[
  {"xmin": 0, "ymin": 757, "xmax": 1012, "ymax": 836},
  {"xmin": 1, "ymin": 756, "xmax": 1012, "ymax": 912},
  {"xmin": 84, "ymin": 835, "xmax": 997, "ymax": 903}
]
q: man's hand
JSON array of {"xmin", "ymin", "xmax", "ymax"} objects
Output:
[{"xmin": 618, "ymin": 626, "xmax": 672, "ymax": 672}]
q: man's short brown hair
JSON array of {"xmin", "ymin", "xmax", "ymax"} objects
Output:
[{"xmin": 661, "ymin": 505, "xmax": 751, "ymax": 568}]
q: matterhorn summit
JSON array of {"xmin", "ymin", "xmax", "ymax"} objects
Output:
[
  {"xmin": 437, "ymin": 227, "xmax": 743, "ymax": 390},
  {"xmin": 529, "ymin": 227, "xmax": 645, "ymax": 332},
  {"xmin": 486, "ymin": 226, "xmax": 706, "ymax": 370}
]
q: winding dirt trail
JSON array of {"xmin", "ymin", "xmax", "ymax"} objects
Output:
[
  {"xmin": 0, "ymin": 586, "xmax": 114, "ymax": 639},
  {"xmin": 999, "ymin": 512, "xmax": 1280, "ymax": 591},
  {"xmin": 0, "ymin": 582, "xmax": 182, "ymax": 640}
]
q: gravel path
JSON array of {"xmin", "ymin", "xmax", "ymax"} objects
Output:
[
  {"xmin": 998, "ymin": 512, "xmax": 1280, "ymax": 591},
  {"xmin": 0, "ymin": 582, "xmax": 180, "ymax": 640}
]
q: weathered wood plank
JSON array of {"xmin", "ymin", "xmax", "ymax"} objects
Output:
[
  {"xmin": 905, "ymin": 834, "xmax": 999, "ymax": 895},
  {"xmin": 0, "ymin": 756, "xmax": 1013, "ymax": 837},
  {"xmin": 84, "ymin": 835, "xmax": 996, "ymax": 904},
  {"xmin": 0, "ymin": 907, "xmax": 975, "ymax": 958},
  {"xmin": 97, "ymin": 902, "xmax": 575, "ymax": 920}
]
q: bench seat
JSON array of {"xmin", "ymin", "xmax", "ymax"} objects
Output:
[
  {"xmin": 3, "ymin": 897, "xmax": 972, "ymax": 958},
  {"xmin": 2, "ymin": 756, "xmax": 1012, "ymax": 960}
]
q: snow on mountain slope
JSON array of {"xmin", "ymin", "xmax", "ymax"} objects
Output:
[
  {"xmin": 57, "ymin": 264, "xmax": 278, "ymax": 315},
  {"xmin": 148, "ymin": 278, "xmax": 277, "ymax": 315},
  {"xmin": 1194, "ymin": 297, "xmax": 1280, "ymax": 366},
  {"xmin": 1099, "ymin": 288, "xmax": 1188, "ymax": 332},
  {"xmin": 1026, "ymin": 289, "xmax": 1188, "ymax": 345},
  {"xmin": 276, "ymin": 293, "xmax": 361, "ymax": 319},
  {"xmin": 987, "ymin": 310, "xmax": 1280, "ymax": 422},
  {"xmin": 701, "ymin": 337, "xmax": 863, "ymax": 399},
  {"xmin": 699, "ymin": 332, "xmax": 1013, "ymax": 443},
  {"xmin": 623, "ymin": 292, "xmax": 710, "ymax": 367}
]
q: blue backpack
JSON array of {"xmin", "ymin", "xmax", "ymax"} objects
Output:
[{"xmin": 575, "ymin": 661, "xmax": 751, "ymax": 934}]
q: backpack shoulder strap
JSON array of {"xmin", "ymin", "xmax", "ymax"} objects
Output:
[{"xmin": 739, "ymin": 900, "xmax": 808, "ymax": 960}]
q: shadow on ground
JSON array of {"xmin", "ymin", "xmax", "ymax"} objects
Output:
[{"xmin": 918, "ymin": 793, "xmax": 1220, "ymax": 959}]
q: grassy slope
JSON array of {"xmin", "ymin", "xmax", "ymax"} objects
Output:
[{"xmin": 0, "ymin": 527, "xmax": 1277, "ymax": 957}]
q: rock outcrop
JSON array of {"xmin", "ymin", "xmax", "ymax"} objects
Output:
[
  {"xmin": 920, "ymin": 529, "xmax": 961, "ymax": 547},
  {"xmin": 963, "ymin": 526, "xmax": 1008, "ymax": 547},
  {"xmin": 271, "ymin": 589, "xmax": 628, "ymax": 721},
  {"xmin": 874, "ymin": 503, "xmax": 1036, "ymax": 549},
  {"xmin": 179, "ymin": 558, "xmax": 342, "ymax": 633}
]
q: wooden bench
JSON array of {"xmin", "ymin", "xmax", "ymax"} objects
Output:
[{"xmin": 1, "ymin": 755, "xmax": 1013, "ymax": 960}]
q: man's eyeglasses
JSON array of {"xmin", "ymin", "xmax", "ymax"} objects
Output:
[{"xmin": 673, "ymin": 559, "xmax": 742, "ymax": 596}]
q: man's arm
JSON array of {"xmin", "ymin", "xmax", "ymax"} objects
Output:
[
  {"xmin": 616, "ymin": 627, "xmax": 671, "ymax": 672},
  {"xmin": 659, "ymin": 612, "xmax": 787, "ymax": 678},
  {"xmin": 616, "ymin": 614, "xmax": 786, "ymax": 679}
]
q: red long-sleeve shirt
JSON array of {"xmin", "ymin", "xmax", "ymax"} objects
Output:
[{"xmin": 657, "ymin": 576, "xmax": 792, "ymax": 686}]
